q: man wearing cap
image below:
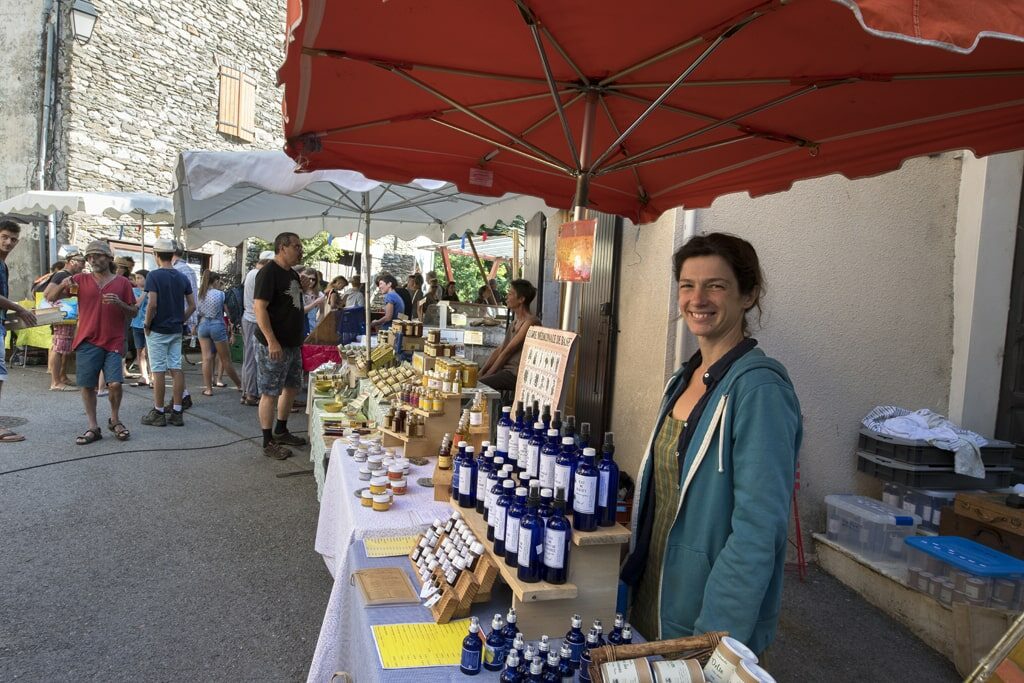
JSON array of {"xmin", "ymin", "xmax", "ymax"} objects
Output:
[
  {"xmin": 240, "ymin": 250, "xmax": 274, "ymax": 406},
  {"xmin": 45, "ymin": 239, "xmax": 137, "ymax": 444},
  {"xmin": 140, "ymin": 239, "xmax": 195, "ymax": 428},
  {"xmin": 253, "ymin": 232, "xmax": 307, "ymax": 459},
  {"xmin": 171, "ymin": 243, "xmax": 198, "ymax": 410},
  {"xmin": 45, "ymin": 248, "xmax": 85, "ymax": 391},
  {"xmin": 0, "ymin": 219, "xmax": 37, "ymax": 442}
]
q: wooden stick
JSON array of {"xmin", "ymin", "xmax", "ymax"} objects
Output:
[{"xmin": 465, "ymin": 233, "xmax": 498, "ymax": 305}]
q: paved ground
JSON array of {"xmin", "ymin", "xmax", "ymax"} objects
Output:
[{"xmin": 0, "ymin": 361, "xmax": 962, "ymax": 681}]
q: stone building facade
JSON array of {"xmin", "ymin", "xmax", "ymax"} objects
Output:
[{"xmin": 0, "ymin": 0, "xmax": 286, "ymax": 298}]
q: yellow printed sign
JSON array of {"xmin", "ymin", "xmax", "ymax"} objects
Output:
[{"xmin": 372, "ymin": 619, "xmax": 471, "ymax": 669}]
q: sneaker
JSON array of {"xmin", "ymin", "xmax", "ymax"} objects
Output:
[
  {"xmin": 181, "ymin": 394, "xmax": 193, "ymax": 410},
  {"xmin": 273, "ymin": 431, "xmax": 307, "ymax": 447},
  {"xmin": 167, "ymin": 409, "xmax": 184, "ymax": 427},
  {"xmin": 263, "ymin": 443, "xmax": 293, "ymax": 460},
  {"xmin": 141, "ymin": 408, "xmax": 167, "ymax": 427}
]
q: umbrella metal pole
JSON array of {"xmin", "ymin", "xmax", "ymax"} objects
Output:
[
  {"xmin": 362, "ymin": 199, "xmax": 372, "ymax": 359},
  {"xmin": 560, "ymin": 92, "xmax": 597, "ymax": 332}
]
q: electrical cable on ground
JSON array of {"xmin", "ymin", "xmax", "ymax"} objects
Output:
[{"xmin": 0, "ymin": 430, "xmax": 309, "ymax": 477}]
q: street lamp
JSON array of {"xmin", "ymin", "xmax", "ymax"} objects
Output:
[{"xmin": 70, "ymin": 0, "xmax": 99, "ymax": 44}]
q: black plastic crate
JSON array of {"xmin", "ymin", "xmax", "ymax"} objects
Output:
[
  {"xmin": 858, "ymin": 428, "xmax": 1014, "ymax": 468},
  {"xmin": 857, "ymin": 451, "xmax": 1012, "ymax": 490}
]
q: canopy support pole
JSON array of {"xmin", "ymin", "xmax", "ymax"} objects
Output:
[
  {"xmin": 561, "ymin": 92, "xmax": 598, "ymax": 332},
  {"xmin": 362, "ymin": 195, "xmax": 372, "ymax": 358}
]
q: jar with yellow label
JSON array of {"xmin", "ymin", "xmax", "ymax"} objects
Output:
[
  {"xmin": 461, "ymin": 361, "xmax": 479, "ymax": 388},
  {"xmin": 361, "ymin": 490, "xmax": 374, "ymax": 508},
  {"xmin": 372, "ymin": 492, "xmax": 392, "ymax": 511}
]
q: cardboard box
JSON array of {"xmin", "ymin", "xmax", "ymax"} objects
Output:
[{"xmin": 5, "ymin": 307, "xmax": 65, "ymax": 330}]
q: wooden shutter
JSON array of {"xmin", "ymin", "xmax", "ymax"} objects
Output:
[{"xmin": 217, "ymin": 66, "xmax": 257, "ymax": 142}]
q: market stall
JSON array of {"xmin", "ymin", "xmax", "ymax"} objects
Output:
[{"xmin": 279, "ymin": 1, "xmax": 1024, "ymax": 680}]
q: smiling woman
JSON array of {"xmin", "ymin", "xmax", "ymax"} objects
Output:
[{"xmin": 620, "ymin": 233, "xmax": 803, "ymax": 655}]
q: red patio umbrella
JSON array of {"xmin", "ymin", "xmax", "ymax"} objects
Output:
[{"xmin": 278, "ymin": 0, "xmax": 1024, "ymax": 225}]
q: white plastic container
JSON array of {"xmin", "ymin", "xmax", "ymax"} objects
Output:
[
  {"xmin": 880, "ymin": 482, "xmax": 956, "ymax": 532},
  {"xmin": 824, "ymin": 494, "xmax": 921, "ymax": 562}
]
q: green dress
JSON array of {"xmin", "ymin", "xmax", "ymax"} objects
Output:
[{"xmin": 630, "ymin": 415, "xmax": 685, "ymax": 641}]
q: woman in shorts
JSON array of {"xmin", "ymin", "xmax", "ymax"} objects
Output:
[{"xmin": 195, "ymin": 270, "xmax": 241, "ymax": 396}]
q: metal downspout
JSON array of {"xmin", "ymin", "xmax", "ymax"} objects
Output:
[{"xmin": 38, "ymin": 0, "xmax": 59, "ymax": 270}]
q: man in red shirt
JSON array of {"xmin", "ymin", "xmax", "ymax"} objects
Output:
[{"xmin": 46, "ymin": 240, "xmax": 137, "ymax": 444}]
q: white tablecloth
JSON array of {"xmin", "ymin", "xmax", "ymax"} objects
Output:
[{"xmin": 315, "ymin": 439, "xmax": 451, "ymax": 578}]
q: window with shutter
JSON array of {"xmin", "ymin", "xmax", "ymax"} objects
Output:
[{"xmin": 217, "ymin": 65, "xmax": 257, "ymax": 142}]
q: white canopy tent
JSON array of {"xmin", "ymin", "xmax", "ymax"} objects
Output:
[
  {"xmin": 173, "ymin": 151, "xmax": 556, "ymax": 352},
  {"xmin": 0, "ymin": 190, "xmax": 174, "ymax": 269},
  {"xmin": 173, "ymin": 150, "xmax": 555, "ymax": 248}
]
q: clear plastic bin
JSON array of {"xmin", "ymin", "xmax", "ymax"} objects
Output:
[
  {"xmin": 825, "ymin": 494, "xmax": 921, "ymax": 562},
  {"xmin": 905, "ymin": 536, "xmax": 1024, "ymax": 609},
  {"xmin": 879, "ymin": 483, "xmax": 956, "ymax": 532}
]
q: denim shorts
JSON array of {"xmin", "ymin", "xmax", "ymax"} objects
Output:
[
  {"xmin": 131, "ymin": 327, "xmax": 147, "ymax": 350},
  {"xmin": 147, "ymin": 331, "xmax": 182, "ymax": 372},
  {"xmin": 197, "ymin": 318, "xmax": 229, "ymax": 343},
  {"xmin": 76, "ymin": 342, "xmax": 123, "ymax": 388},
  {"xmin": 255, "ymin": 343, "xmax": 302, "ymax": 396}
]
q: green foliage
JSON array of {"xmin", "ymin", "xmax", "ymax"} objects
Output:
[
  {"xmin": 433, "ymin": 252, "xmax": 507, "ymax": 303},
  {"xmin": 248, "ymin": 232, "xmax": 346, "ymax": 269}
]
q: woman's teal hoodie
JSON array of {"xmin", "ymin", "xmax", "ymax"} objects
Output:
[{"xmin": 622, "ymin": 347, "xmax": 802, "ymax": 654}]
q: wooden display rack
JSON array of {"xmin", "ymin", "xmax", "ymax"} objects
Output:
[
  {"xmin": 454, "ymin": 502, "xmax": 631, "ymax": 639},
  {"xmin": 407, "ymin": 529, "xmax": 500, "ymax": 623}
]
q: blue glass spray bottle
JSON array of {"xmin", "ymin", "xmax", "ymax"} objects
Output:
[
  {"xmin": 516, "ymin": 484, "xmax": 544, "ymax": 583},
  {"xmin": 572, "ymin": 447, "xmax": 600, "ymax": 532},
  {"xmin": 493, "ymin": 479, "xmax": 515, "ymax": 555},
  {"xmin": 483, "ymin": 613, "xmax": 507, "ymax": 671},
  {"xmin": 543, "ymin": 487, "xmax": 572, "ymax": 585},
  {"xmin": 597, "ymin": 432, "xmax": 620, "ymax": 527},
  {"xmin": 538, "ymin": 428, "xmax": 560, "ymax": 489},
  {"xmin": 497, "ymin": 405, "xmax": 513, "ymax": 454},
  {"xmin": 457, "ymin": 445, "xmax": 477, "ymax": 508},
  {"xmin": 553, "ymin": 436, "xmax": 577, "ymax": 509},
  {"xmin": 564, "ymin": 614, "xmax": 586, "ymax": 668},
  {"xmin": 578, "ymin": 629, "xmax": 599, "ymax": 683},
  {"xmin": 460, "ymin": 616, "xmax": 483, "ymax": 675},
  {"xmin": 504, "ymin": 486, "xmax": 528, "ymax": 567}
]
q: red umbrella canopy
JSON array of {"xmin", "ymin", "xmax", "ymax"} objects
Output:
[{"xmin": 279, "ymin": 0, "xmax": 1024, "ymax": 224}]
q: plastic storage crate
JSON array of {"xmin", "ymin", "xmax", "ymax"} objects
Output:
[
  {"xmin": 857, "ymin": 451, "xmax": 1012, "ymax": 490},
  {"xmin": 881, "ymin": 482, "xmax": 957, "ymax": 532},
  {"xmin": 825, "ymin": 494, "xmax": 921, "ymax": 562},
  {"xmin": 905, "ymin": 536, "xmax": 1024, "ymax": 609},
  {"xmin": 858, "ymin": 427, "xmax": 1013, "ymax": 467},
  {"xmin": 336, "ymin": 306, "xmax": 366, "ymax": 345}
]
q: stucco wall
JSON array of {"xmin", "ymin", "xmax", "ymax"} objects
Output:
[
  {"xmin": 610, "ymin": 209, "xmax": 679, "ymax": 480},
  {"xmin": 699, "ymin": 153, "xmax": 961, "ymax": 530},
  {"xmin": 0, "ymin": 0, "xmax": 48, "ymax": 298}
]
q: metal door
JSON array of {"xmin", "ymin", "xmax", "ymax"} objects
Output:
[{"xmin": 996, "ymin": 182, "xmax": 1024, "ymax": 456}]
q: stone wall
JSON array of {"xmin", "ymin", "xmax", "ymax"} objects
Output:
[
  {"xmin": 372, "ymin": 252, "xmax": 418, "ymax": 309},
  {"xmin": 60, "ymin": 0, "xmax": 285, "ymax": 278},
  {"xmin": 0, "ymin": 0, "xmax": 48, "ymax": 298}
]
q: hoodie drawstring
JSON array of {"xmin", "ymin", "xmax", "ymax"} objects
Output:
[{"xmin": 718, "ymin": 394, "xmax": 729, "ymax": 473}]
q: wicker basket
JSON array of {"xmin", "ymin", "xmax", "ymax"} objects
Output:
[{"xmin": 587, "ymin": 631, "xmax": 728, "ymax": 683}]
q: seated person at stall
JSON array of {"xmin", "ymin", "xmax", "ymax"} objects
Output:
[
  {"xmin": 418, "ymin": 283, "xmax": 442, "ymax": 318},
  {"xmin": 344, "ymin": 275, "xmax": 366, "ymax": 309},
  {"xmin": 369, "ymin": 273, "xmax": 405, "ymax": 332},
  {"xmin": 326, "ymin": 276, "xmax": 349, "ymax": 309},
  {"xmin": 478, "ymin": 279, "xmax": 539, "ymax": 391},
  {"xmin": 442, "ymin": 280, "xmax": 460, "ymax": 302}
]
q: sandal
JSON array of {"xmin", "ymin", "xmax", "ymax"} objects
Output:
[
  {"xmin": 49, "ymin": 385, "xmax": 77, "ymax": 392},
  {"xmin": 107, "ymin": 419, "xmax": 130, "ymax": 441},
  {"xmin": 130, "ymin": 381, "xmax": 150, "ymax": 387},
  {"xmin": 214, "ymin": 381, "xmax": 227, "ymax": 388},
  {"xmin": 201, "ymin": 388, "xmax": 214, "ymax": 397},
  {"xmin": 240, "ymin": 396, "xmax": 259, "ymax": 406},
  {"xmin": 76, "ymin": 428, "xmax": 102, "ymax": 445},
  {"xmin": 0, "ymin": 428, "xmax": 25, "ymax": 443}
]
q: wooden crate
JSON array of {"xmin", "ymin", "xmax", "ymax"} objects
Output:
[{"xmin": 455, "ymin": 502, "xmax": 630, "ymax": 639}]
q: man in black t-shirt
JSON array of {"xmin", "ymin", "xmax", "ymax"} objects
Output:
[{"xmin": 253, "ymin": 232, "xmax": 307, "ymax": 460}]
